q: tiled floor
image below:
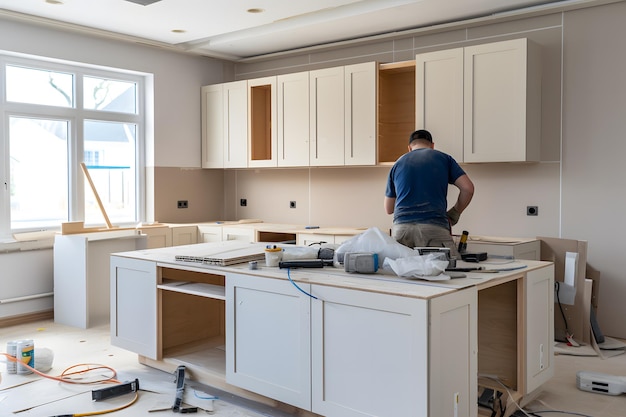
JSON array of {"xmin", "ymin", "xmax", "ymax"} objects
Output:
[{"xmin": 1, "ymin": 319, "xmax": 625, "ymax": 417}]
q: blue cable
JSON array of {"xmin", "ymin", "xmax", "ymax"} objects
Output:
[
  {"xmin": 286, "ymin": 268, "xmax": 318, "ymax": 299},
  {"xmin": 193, "ymin": 389, "xmax": 218, "ymax": 400}
]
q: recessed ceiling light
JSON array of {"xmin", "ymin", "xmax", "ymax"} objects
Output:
[
  {"xmin": 45, "ymin": 0, "xmax": 64, "ymax": 4},
  {"xmin": 171, "ymin": 29, "xmax": 186, "ymax": 34},
  {"xmin": 125, "ymin": 0, "xmax": 162, "ymax": 5},
  {"xmin": 247, "ymin": 8, "xmax": 265, "ymax": 14}
]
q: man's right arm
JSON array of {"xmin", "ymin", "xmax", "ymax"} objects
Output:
[
  {"xmin": 453, "ymin": 174, "xmax": 474, "ymax": 213},
  {"xmin": 447, "ymin": 174, "xmax": 474, "ymax": 225}
]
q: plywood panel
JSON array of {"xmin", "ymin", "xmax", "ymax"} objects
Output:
[
  {"xmin": 378, "ymin": 63, "xmax": 415, "ymax": 163},
  {"xmin": 539, "ymin": 237, "xmax": 588, "ymax": 343}
]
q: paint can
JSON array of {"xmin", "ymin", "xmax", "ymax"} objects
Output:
[
  {"xmin": 6, "ymin": 341, "xmax": 17, "ymax": 374},
  {"xmin": 16, "ymin": 339, "xmax": 35, "ymax": 374}
]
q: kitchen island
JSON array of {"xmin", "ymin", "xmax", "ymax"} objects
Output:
[{"xmin": 110, "ymin": 241, "xmax": 554, "ymax": 417}]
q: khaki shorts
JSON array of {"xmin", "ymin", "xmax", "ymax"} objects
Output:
[{"xmin": 392, "ymin": 223, "xmax": 460, "ymax": 258}]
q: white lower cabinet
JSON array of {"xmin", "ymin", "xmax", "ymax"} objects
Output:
[
  {"xmin": 525, "ymin": 265, "xmax": 555, "ymax": 394},
  {"xmin": 312, "ymin": 285, "xmax": 476, "ymax": 417},
  {"xmin": 226, "ymin": 274, "xmax": 312, "ymax": 410},
  {"xmin": 197, "ymin": 224, "xmax": 223, "ymax": 242},
  {"xmin": 54, "ymin": 231, "xmax": 147, "ymax": 329},
  {"xmin": 110, "ymin": 249, "xmax": 550, "ymax": 417},
  {"xmin": 311, "ymin": 285, "xmax": 428, "ymax": 417},
  {"xmin": 170, "ymin": 225, "xmax": 199, "ymax": 245},
  {"xmin": 110, "ymin": 257, "xmax": 158, "ymax": 359},
  {"xmin": 226, "ymin": 275, "xmax": 477, "ymax": 417}
]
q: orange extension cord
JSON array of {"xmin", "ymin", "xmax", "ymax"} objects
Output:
[{"xmin": 1, "ymin": 352, "xmax": 139, "ymax": 416}]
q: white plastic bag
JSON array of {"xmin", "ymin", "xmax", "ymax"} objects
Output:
[
  {"xmin": 383, "ymin": 253, "xmax": 450, "ymax": 281},
  {"xmin": 335, "ymin": 227, "xmax": 415, "ymax": 267}
]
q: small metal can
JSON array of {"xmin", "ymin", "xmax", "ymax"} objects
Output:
[
  {"xmin": 6, "ymin": 341, "xmax": 17, "ymax": 374},
  {"xmin": 16, "ymin": 339, "xmax": 34, "ymax": 374}
]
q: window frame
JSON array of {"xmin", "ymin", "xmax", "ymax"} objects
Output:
[{"xmin": 0, "ymin": 54, "xmax": 147, "ymax": 238}]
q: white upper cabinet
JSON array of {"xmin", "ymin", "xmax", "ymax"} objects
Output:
[
  {"xmin": 415, "ymin": 48, "xmax": 464, "ymax": 162},
  {"xmin": 310, "ymin": 66, "xmax": 345, "ymax": 166},
  {"xmin": 203, "ymin": 38, "xmax": 539, "ymax": 168},
  {"xmin": 223, "ymin": 80, "xmax": 248, "ymax": 168},
  {"xmin": 345, "ymin": 62, "xmax": 377, "ymax": 166},
  {"xmin": 201, "ymin": 84, "xmax": 224, "ymax": 168},
  {"xmin": 309, "ymin": 62, "xmax": 377, "ymax": 167},
  {"xmin": 463, "ymin": 38, "xmax": 541, "ymax": 163},
  {"xmin": 248, "ymin": 76, "xmax": 277, "ymax": 168},
  {"xmin": 277, "ymin": 71, "xmax": 310, "ymax": 167},
  {"xmin": 416, "ymin": 38, "xmax": 541, "ymax": 163}
]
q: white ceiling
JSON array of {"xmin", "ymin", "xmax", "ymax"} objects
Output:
[{"xmin": 0, "ymin": 0, "xmax": 573, "ymax": 61}]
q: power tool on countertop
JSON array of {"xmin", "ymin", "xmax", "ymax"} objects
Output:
[{"xmin": 457, "ymin": 230, "xmax": 487, "ymax": 262}]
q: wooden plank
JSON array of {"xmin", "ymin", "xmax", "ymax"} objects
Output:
[
  {"xmin": 80, "ymin": 162, "xmax": 113, "ymax": 229},
  {"xmin": 539, "ymin": 237, "xmax": 589, "ymax": 343},
  {"xmin": 12, "ymin": 230, "xmax": 56, "ymax": 241},
  {"xmin": 60, "ymin": 221, "xmax": 133, "ymax": 235}
]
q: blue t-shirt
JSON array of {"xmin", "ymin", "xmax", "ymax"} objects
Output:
[{"xmin": 385, "ymin": 148, "xmax": 466, "ymax": 228}]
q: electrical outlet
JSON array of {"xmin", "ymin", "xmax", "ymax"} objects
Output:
[
  {"xmin": 240, "ymin": 198, "xmax": 247, "ymax": 207},
  {"xmin": 289, "ymin": 201, "xmax": 296, "ymax": 209},
  {"xmin": 527, "ymin": 206, "xmax": 538, "ymax": 216},
  {"xmin": 177, "ymin": 200, "xmax": 188, "ymax": 209}
]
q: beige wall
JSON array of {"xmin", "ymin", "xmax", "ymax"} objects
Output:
[
  {"xmin": 153, "ymin": 167, "xmax": 225, "ymax": 223},
  {"xmin": 561, "ymin": 2, "xmax": 626, "ymax": 338}
]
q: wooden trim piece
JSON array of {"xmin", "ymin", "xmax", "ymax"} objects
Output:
[
  {"xmin": 379, "ymin": 60, "xmax": 416, "ymax": 72},
  {"xmin": 0, "ymin": 310, "xmax": 53, "ymax": 328}
]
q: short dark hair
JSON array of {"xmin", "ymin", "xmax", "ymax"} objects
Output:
[{"xmin": 409, "ymin": 129, "xmax": 433, "ymax": 144}]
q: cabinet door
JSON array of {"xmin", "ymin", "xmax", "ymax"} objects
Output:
[
  {"xmin": 277, "ymin": 71, "xmax": 310, "ymax": 167},
  {"xmin": 311, "ymin": 285, "xmax": 429, "ymax": 417},
  {"xmin": 138, "ymin": 226, "xmax": 172, "ymax": 248},
  {"xmin": 171, "ymin": 225, "xmax": 198, "ymax": 246},
  {"xmin": 221, "ymin": 226, "xmax": 255, "ymax": 242},
  {"xmin": 297, "ymin": 233, "xmax": 333, "ymax": 246},
  {"xmin": 223, "ymin": 80, "xmax": 248, "ymax": 168},
  {"xmin": 110, "ymin": 256, "xmax": 158, "ymax": 359},
  {"xmin": 345, "ymin": 62, "xmax": 377, "ymax": 166},
  {"xmin": 310, "ymin": 66, "xmax": 344, "ymax": 166},
  {"xmin": 201, "ymin": 84, "xmax": 224, "ymax": 168},
  {"xmin": 226, "ymin": 274, "xmax": 312, "ymax": 410},
  {"xmin": 416, "ymin": 48, "xmax": 464, "ymax": 162},
  {"xmin": 429, "ymin": 287, "xmax": 477, "ymax": 417},
  {"xmin": 197, "ymin": 224, "xmax": 223, "ymax": 242},
  {"xmin": 525, "ymin": 265, "xmax": 554, "ymax": 394},
  {"xmin": 248, "ymin": 76, "xmax": 277, "ymax": 167},
  {"xmin": 463, "ymin": 38, "xmax": 541, "ymax": 162}
]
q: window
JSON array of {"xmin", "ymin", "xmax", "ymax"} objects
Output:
[{"xmin": 1, "ymin": 56, "xmax": 145, "ymax": 236}]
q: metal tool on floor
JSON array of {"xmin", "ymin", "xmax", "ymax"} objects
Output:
[
  {"xmin": 92, "ymin": 378, "xmax": 140, "ymax": 401},
  {"xmin": 172, "ymin": 365, "xmax": 198, "ymax": 413}
]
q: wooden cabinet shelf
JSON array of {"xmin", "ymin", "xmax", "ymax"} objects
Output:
[{"xmin": 158, "ymin": 280, "xmax": 226, "ymax": 300}]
